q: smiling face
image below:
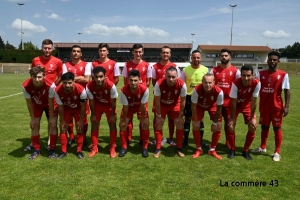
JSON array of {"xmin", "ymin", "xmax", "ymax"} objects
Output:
[
  {"xmin": 165, "ymin": 69, "xmax": 178, "ymax": 86},
  {"xmin": 132, "ymin": 48, "xmax": 143, "ymax": 61},
  {"xmin": 202, "ymin": 75, "xmax": 215, "ymax": 92},
  {"xmin": 191, "ymin": 52, "xmax": 201, "ymax": 67},
  {"xmin": 129, "ymin": 75, "xmax": 140, "ymax": 90},
  {"xmin": 160, "ymin": 48, "xmax": 171, "ymax": 62},
  {"xmin": 267, "ymin": 55, "xmax": 280, "ymax": 71}
]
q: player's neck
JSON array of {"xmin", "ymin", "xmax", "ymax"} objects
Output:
[
  {"xmin": 268, "ymin": 68, "xmax": 278, "ymax": 73},
  {"xmin": 160, "ymin": 60, "xmax": 170, "ymax": 65},
  {"xmin": 191, "ymin": 64, "xmax": 200, "ymax": 69},
  {"xmin": 132, "ymin": 58, "xmax": 143, "ymax": 64},
  {"xmin": 220, "ymin": 63, "xmax": 231, "ymax": 69},
  {"xmin": 71, "ymin": 59, "xmax": 81, "ymax": 65},
  {"xmin": 33, "ymin": 82, "xmax": 44, "ymax": 88},
  {"xmin": 42, "ymin": 55, "xmax": 51, "ymax": 60},
  {"xmin": 99, "ymin": 57, "xmax": 109, "ymax": 63},
  {"xmin": 130, "ymin": 87, "xmax": 138, "ymax": 93}
]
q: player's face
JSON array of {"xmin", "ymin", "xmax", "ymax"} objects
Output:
[
  {"xmin": 98, "ymin": 47, "xmax": 109, "ymax": 59},
  {"xmin": 160, "ymin": 48, "xmax": 171, "ymax": 61},
  {"xmin": 220, "ymin": 52, "xmax": 231, "ymax": 64},
  {"xmin": 267, "ymin": 55, "xmax": 280, "ymax": 70},
  {"xmin": 31, "ymin": 72, "xmax": 45, "ymax": 87},
  {"xmin": 132, "ymin": 48, "xmax": 143, "ymax": 60},
  {"xmin": 241, "ymin": 70, "xmax": 253, "ymax": 86},
  {"xmin": 71, "ymin": 47, "xmax": 82, "ymax": 60},
  {"xmin": 62, "ymin": 79, "xmax": 74, "ymax": 93},
  {"xmin": 191, "ymin": 52, "xmax": 201, "ymax": 66},
  {"xmin": 42, "ymin": 44, "xmax": 53, "ymax": 58},
  {"xmin": 129, "ymin": 76, "xmax": 140, "ymax": 90},
  {"xmin": 202, "ymin": 76, "xmax": 215, "ymax": 92},
  {"xmin": 166, "ymin": 70, "xmax": 178, "ymax": 86},
  {"xmin": 94, "ymin": 72, "xmax": 105, "ymax": 86}
]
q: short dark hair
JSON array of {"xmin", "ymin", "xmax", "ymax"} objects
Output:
[
  {"xmin": 241, "ymin": 65, "xmax": 253, "ymax": 74},
  {"xmin": 93, "ymin": 66, "xmax": 106, "ymax": 75},
  {"xmin": 192, "ymin": 50, "xmax": 201, "ymax": 55},
  {"xmin": 161, "ymin": 46, "xmax": 171, "ymax": 52},
  {"xmin": 132, "ymin": 43, "xmax": 143, "ymax": 51},
  {"xmin": 71, "ymin": 45, "xmax": 82, "ymax": 51},
  {"xmin": 220, "ymin": 48, "xmax": 232, "ymax": 56},
  {"xmin": 30, "ymin": 66, "xmax": 45, "ymax": 77},
  {"xmin": 166, "ymin": 66, "xmax": 177, "ymax": 73},
  {"xmin": 128, "ymin": 69, "xmax": 140, "ymax": 78},
  {"xmin": 98, "ymin": 43, "xmax": 109, "ymax": 51},
  {"xmin": 42, "ymin": 39, "xmax": 53, "ymax": 46},
  {"xmin": 61, "ymin": 72, "xmax": 75, "ymax": 81},
  {"xmin": 268, "ymin": 51, "xmax": 281, "ymax": 59}
]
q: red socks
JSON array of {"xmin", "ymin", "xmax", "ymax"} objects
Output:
[
  {"xmin": 60, "ymin": 133, "xmax": 68, "ymax": 153},
  {"xmin": 155, "ymin": 130, "xmax": 163, "ymax": 149},
  {"xmin": 210, "ymin": 131, "xmax": 221, "ymax": 149},
  {"xmin": 176, "ymin": 129, "xmax": 184, "ymax": 149},
  {"xmin": 141, "ymin": 130, "xmax": 149, "ymax": 149},
  {"xmin": 228, "ymin": 131, "xmax": 236, "ymax": 150},
  {"xmin": 68, "ymin": 123, "xmax": 74, "ymax": 140},
  {"xmin": 120, "ymin": 131, "xmax": 128, "ymax": 149},
  {"xmin": 243, "ymin": 131, "xmax": 255, "ymax": 152},
  {"xmin": 76, "ymin": 134, "xmax": 84, "ymax": 152},
  {"xmin": 260, "ymin": 129, "xmax": 270, "ymax": 149},
  {"xmin": 31, "ymin": 135, "xmax": 40, "ymax": 151},
  {"xmin": 49, "ymin": 134, "xmax": 58, "ymax": 151},
  {"xmin": 274, "ymin": 129, "xmax": 282, "ymax": 154},
  {"xmin": 193, "ymin": 130, "xmax": 201, "ymax": 149},
  {"xmin": 91, "ymin": 130, "xmax": 99, "ymax": 150},
  {"xmin": 127, "ymin": 121, "xmax": 133, "ymax": 141}
]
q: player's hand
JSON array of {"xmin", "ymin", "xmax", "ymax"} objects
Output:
[
  {"xmin": 211, "ymin": 123, "xmax": 218, "ymax": 132},
  {"xmin": 174, "ymin": 116, "xmax": 184, "ymax": 125},
  {"xmin": 49, "ymin": 116, "xmax": 57, "ymax": 128},
  {"xmin": 119, "ymin": 118, "xmax": 127, "ymax": 129},
  {"xmin": 248, "ymin": 118, "xmax": 257, "ymax": 129},
  {"xmin": 77, "ymin": 120, "xmax": 84, "ymax": 131},
  {"xmin": 227, "ymin": 119, "xmax": 235, "ymax": 132},
  {"xmin": 90, "ymin": 114, "xmax": 97, "ymax": 123},
  {"xmin": 109, "ymin": 114, "xmax": 117, "ymax": 123},
  {"xmin": 283, "ymin": 106, "xmax": 289, "ymax": 117},
  {"xmin": 60, "ymin": 120, "xmax": 68, "ymax": 131},
  {"xmin": 192, "ymin": 120, "xmax": 201, "ymax": 131},
  {"xmin": 140, "ymin": 117, "xmax": 149, "ymax": 129},
  {"xmin": 30, "ymin": 118, "xmax": 39, "ymax": 129},
  {"xmin": 155, "ymin": 116, "xmax": 164, "ymax": 125}
]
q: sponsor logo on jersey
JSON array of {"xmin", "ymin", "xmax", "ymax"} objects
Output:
[
  {"xmin": 261, "ymin": 87, "xmax": 274, "ymax": 93},
  {"xmin": 74, "ymin": 96, "xmax": 77, "ymax": 100},
  {"xmin": 174, "ymin": 90, "xmax": 178, "ymax": 94},
  {"xmin": 32, "ymin": 96, "xmax": 42, "ymax": 105},
  {"xmin": 161, "ymin": 100, "xmax": 175, "ymax": 104},
  {"xmin": 104, "ymin": 90, "xmax": 108, "ymax": 94}
]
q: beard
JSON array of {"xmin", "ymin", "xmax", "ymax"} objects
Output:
[{"xmin": 221, "ymin": 59, "xmax": 229, "ymax": 64}]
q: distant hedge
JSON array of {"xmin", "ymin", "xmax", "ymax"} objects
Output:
[{"xmin": 0, "ymin": 50, "xmax": 57, "ymax": 63}]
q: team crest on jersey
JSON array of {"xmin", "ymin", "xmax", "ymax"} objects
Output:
[
  {"xmin": 68, "ymin": 68, "xmax": 71, "ymax": 70},
  {"xmin": 216, "ymin": 72, "xmax": 219, "ymax": 75},
  {"xmin": 137, "ymin": 94, "xmax": 141, "ymax": 98},
  {"xmin": 128, "ymin": 96, "xmax": 131, "ymax": 99},
  {"xmin": 80, "ymin": 67, "xmax": 83, "ymax": 71},
  {"xmin": 93, "ymin": 92, "xmax": 96, "ymax": 94},
  {"xmin": 129, "ymin": 68, "xmax": 132, "ymax": 71},
  {"xmin": 277, "ymin": 75, "xmax": 281, "ymax": 80},
  {"xmin": 163, "ymin": 90, "xmax": 166, "ymax": 93},
  {"xmin": 229, "ymin": 71, "xmax": 233, "ymax": 76},
  {"xmin": 50, "ymin": 64, "xmax": 54, "ymax": 69},
  {"xmin": 211, "ymin": 96, "xmax": 214, "ymax": 101},
  {"xmin": 108, "ymin": 65, "xmax": 111, "ymax": 70},
  {"xmin": 248, "ymin": 88, "xmax": 251, "ymax": 93},
  {"xmin": 104, "ymin": 90, "xmax": 108, "ymax": 94},
  {"xmin": 143, "ymin": 67, "xmax": 145, "ymax": 72},
  {"xmin": 268, "ymin": 77, "xmax": 272, "ymax": 82},
  {"xmin": 74, "ymin": 96, "xmax": 77, "ymax": 100},
  {"xmin": 67, "ymin": 98, "xmax": 71, "ymax": 103},
  {"xmin": 262, "ymin": 76, "xmax": 265, "ymax": 79},
  {"xmin": 174, "ymin": 90, "xmax": 178, "ymax": 94}
]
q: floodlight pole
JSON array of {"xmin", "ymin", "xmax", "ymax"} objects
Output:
[
  {"xmin": 78, "ymin": 32, "xmax": 82, "ymax": 42},
  {"xmin": 191, "ymin": 33, "xmax": 195, "ymax": 49},
  {"xmin": 17, "ymin": 2, "xmax": 25, "ymax": 50},
  {"xmin": 230, "ymin": 4, "xmax": 237, "ymax": 45}
]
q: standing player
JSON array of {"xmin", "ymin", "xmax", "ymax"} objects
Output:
[
  {"xmin": 191, "ymin": 74, "xmax": 223, "ymax": 159},
  {"xmin": 210, "ymin": 48, "xmax": 241, "ymax": 149},
  {"xmin": 63, "ymin": 45, "xmax": 91, "ymax": 146},
  {"xmin": 86, "ymin": 67, "xmax": 118, "ymax": 158},
  {"xmin": 22, "ymin": 66, "xmax": 58, "ymax": 159},
  {"xmin": 227, "ymin": 65, "xmax": 261, "ymax": 160},
  {"xmin": 251, "ymin": 51, "xmax": 290, "ymax": 162},
  {"xmin": 25, "ymin": 39, "xmax": 62, "ymax": 151},
  {"xmin": 92, "ymin": 43, "xmax": 120, "ymax": 85},
  {"xmin": 54, "ymin": 72, "xmax": 87, "ymax": 159},
  {"xmin": 153, "ymin": 66, "xmax": 187, "ymax": 158},
  {"xmin": 180, "ymin": 50, "xmax": 209, "ymax": 148},
  {"xmin": 122, "ymin": 44, "xmax": 152, "ymax": 144},
  {"xmin": 152, "ymin": 46, "xmax": 181, "ymax": 146},
  {"xmin": 119, "ymin": 70, "xmax": 150, "ymax": 157}
]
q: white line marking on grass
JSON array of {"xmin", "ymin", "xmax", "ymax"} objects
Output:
[{"xmin": 0, "ymin": 92, "xmax": 22, "ymax": 99}]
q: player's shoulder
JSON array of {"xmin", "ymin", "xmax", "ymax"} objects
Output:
[
  {"xmin": 277, "ymin": 69, "xmax": 287, "ymax": 75},
  {"xmin": 50, "ymin": 56, "xmax": 62, "ymax": 63},
  {"xmin": 183, "ymin": 65, "xmax": 192, "ymax": 71},
  {"xmin": 233, "ymin": 77, "xmax": 242, "ymax": 84},
  {"xmin": 105, "ymin": 78, "xmax": 115, "ymax": 87},
  {"xmin": 55, "ymin": 84, "xmax": 63, "ymax": 92},
  {"xmin": 86, "ymin": 79, "xmax": 95, "ymax": 88},
  {"xmin": 214, "ymin": 85, "xmax": 223, "ymax": 93},
  {"xmin": 142, "ymin": 60, "xmax": 150, "ymax": 66},
  {"xmin": 22, "ymin": 78, "xmax": 32, "ymax": 87},
  {"xmin": 156, "ymin": 78, "xmax": 165, "ymax": 86}
]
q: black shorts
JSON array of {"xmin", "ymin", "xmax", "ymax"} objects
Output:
[{"xmin": 184, "ymin": 95, "xmax": 192, "ymax": 118}]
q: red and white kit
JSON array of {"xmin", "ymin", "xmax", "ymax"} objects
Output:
[
  {"xmin": 92, "ymin": 59, "xmax": 120, "ymax": 83},
  {"xmin": 122, "ymin": 60, "xmax": 152, "ymax": 86}
]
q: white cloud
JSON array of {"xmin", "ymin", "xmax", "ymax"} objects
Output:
[
  {"xmin": 218, "ymin": 7, "xmax": 231, "ymax": 13},
  {"xmin": 83, "ymin": 24, "xmax": 169, "ymax": 38},
  {"xmin": 11, "ymin": 18, "xmax": 47, "ymax": 36},
  {"xmin": 33, "ymin": 13, "xmax": 41, "ymax": 18},
  {"xmin": 262, "ymin": 30, "xmax": 291, "ymax": 39},
  {"xmin": 47, "ymin": 13, "xmax": 65, "ymax": 21}
]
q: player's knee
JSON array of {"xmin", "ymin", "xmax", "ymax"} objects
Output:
[
  {"xmin": 216, "ymin": 122, "xmax": 222, "ymax": 132},
  {"xmin": 109, "ymin": 123, "xmax": 117, "ymax": 131},
  {"xmin": 273, "ymin": 126, "xmax": 281, "ymax": 131},
  {"xmin": 261, "ymin": 125, "xmax": 269, "ymax": 130},
  {"xmin": 248, "ymin": 125, "xmax": 256, "ymax": 133}
]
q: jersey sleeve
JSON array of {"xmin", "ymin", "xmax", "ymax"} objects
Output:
[
  {"xmin": 119, "ymin": 91, "xmax": 128, "ymax": 105},
  {"xmin": 153, "ymin": 82, "xmax": 161, "ymax": 96},
  {"xmin": 176, "ymin": 66, "xmax": 181, "ymax": 78},
  {"xmin": 151, "ymin": 65, "xmax": 156, "ymax": 79},
  {"xmin": 54, "ymin": 92, "xmax": 63, "ymax": 105},
  {"xmin": 48, "ymin": 83, "xmax": 56, "ymax": 98},
  {"xmin": 217, "ymin": 91, "xmax": 224, "ymax": 105},
  {"xmin": 86, "ymin": 87, "xmax": 94, "ymax": 100},
  {"xmin": 62, "ymin": 63, "xmax": 67, "ymax": 74},
  {"xmin": 110, "ymin": 85, "xmax": 118, "ymax": 98},
  {"xmin": 229, "ymin": 83, "xmax": 238, "ymax": 98},
  {"xmin": 209, "ymin": 68, "xmax": 214, "ymax": 74},
  {"xmin": 147, "ymin": 65, "xmax": 152, "ymax": 78},
  {"xmin": 253, "ymin": 82, "xmax": 261, "ymax": 97},
  {"xmin": 22, "ymin": 86, "xmax": 31, "ymax": 99},
  {"xmin": 282, "ymin": 74, "xmax": 290, "ymax": 89},
  {"xmin": 122, "ymin": 64, "xmax": 128, "ymax": 77},
  {"xmin": 256, "ymin": 72, "xmax": 260, "ymax": 80},
  {"xmin": 235, "ymin": 69, "xmax": 241, "ymax": 79},
  {"xmin": 141, "ymin": 88, "xmax": 149, "ymax": 104},
  {"xmin": 179, "ymin": 70, "xmax": 186, "ymax": 82},
  {"xmin": 180, "ymin": 83, "xmax": 187, "ymax": 97},
  {"xmin": 191, "ymin": 89, "xmax": 198, "ymax": 103},
  {"xmin": 85, "ymin": 62, "xmax": 92, "ymax": 76},
  {"xmin": 114, "ymin": 62, "xmax": 121, "ymax": 76},
  {"xmin": 80, "ymin": 89, "xmax": 87, "ymax": 100}
]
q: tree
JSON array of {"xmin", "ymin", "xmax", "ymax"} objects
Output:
[
  {"xmin": 18, "ymin": 41, "xmax": 39, "ymax": 50},
  {"xmin": 280, "ymin": 42, "xmax": 300, "ymax": 58},
  {"xmin": 5, "ymin": 41, "xmax": 15, "ymax": 50},
  {"xmin": 0, "ymin": 36, "xmax": 5, "ymax": 50}
]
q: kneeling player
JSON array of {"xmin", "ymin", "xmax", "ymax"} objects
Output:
[
  {"xmin": 153, "ymin": 66, "xmax": 187, "ymax": 158},
  {"xmin": 86, "ymin": 67, "xmax": 118, "ymax": 158},
  {"xmin": 191, "ymin": 74, "xmax": 223, "ymax": 159},
  {"xmin": 227, "ymin": 65, "xmax": 261, "ymax": 160},
  {"xmin": 22, "ymin": 66, "xmax": 58, "ymax": 159},
  {"xmin": 54, "ymin": 72, "xmax": 87, "ymax": 159},
  {"xmin": 119, "ymin": 70, "xmax": 150, "ymax": 157}
]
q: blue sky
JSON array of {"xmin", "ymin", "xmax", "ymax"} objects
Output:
[{"xmin": 1, "ymin": 0, "xmax": 299, "ymax": 50}]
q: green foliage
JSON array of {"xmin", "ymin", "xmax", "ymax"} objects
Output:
[
  {"xmin": 0, "ymin": 50, "xmax": 57, "ymax": 63},
  {"xmin": 0, "ymin": 36, "xmax": 5, "ymax": 50},
  {"xmin": 0, "ymin": 75, "xmax": 299, "ymax": 199},
  {"xmin": 5, "ymin": 41, "xmax": 15, "ymax": 50},
  {"xmin": 18, "ymin": 41, "xmax": 39, "ymax": 50},
  {"xmin": 279, "ymin": 42, "xmax": 300, "ymax": 58}
]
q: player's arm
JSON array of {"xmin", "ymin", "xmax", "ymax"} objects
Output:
[
  {"xmin": 114, "ymin": 76, "xmax": 119, "ymax": 86},
  {"xmin": 146, "ymin": 65, "xmax": 152, "ymax": 87},
  {"xmin": 122, "ymin": 65, "xmax": 128, "ymax": 86},
  {"xmin": 114, "ymin": 63, "xmax": 121, "ymax": 86},
  {"xmin": 86, "ymin": 86, "xmax": 96, "ymax": 123},
  {"xmin": 152, "ymin": 79, "xmax": 156, "ymax": 87},
  {"xmin": 55, "ymin": 61, "xmax": 63, "ymax": 85},
  {"xmin": 211, "ymin": 91, "xmax": 223, "ymax": 132},
  {"xmin": 212, "ymin": 105, "xmax": 222, "ymax": 124},
  {"xmin": 48, "ymin": 84, "xmax": 56, "ymax": 126},
  {"xmin": 78, "ymin": 89, "xmax": 87, "ymax": 130},
  {"xmin": 283, "ymin": 89, "xmax": 290, "ymax": 117},
  {"xmin": 228, "ymin": 83, "xmax": 238, "ymax": 126},
  {"xmin": 191, "ymin": 88, "xmax": 200, "ymax": 130},
  {"xmin": 22, "ymin": 86, "xmax": 38, "ymax": 127}
]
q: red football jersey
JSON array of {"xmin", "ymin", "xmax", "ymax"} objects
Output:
[
  {"xmin": 230, "ymin": 78, "xmax": 260, "ymax": 112},
  {"xmin": 92, "ymin": 59, "xmax": 119, "ymax": 83},
  {"xmin": 120, "ymin": 84, "xmax": 148, "ymax": 111},
  {"xmin": 63, "ymin": 61, "xmax": 91, "ymax": 87},
  {"xmin": 193, "ymin": 84, "xmax": 223, "ymax": 112},
  {"xmin": 154, "ymin": 78, "xmax": 186, "ymax": 111},
  {"xmin": 211, "ymin": 65, "xmax": 240, "ymax": 107},
  {"xmin": 55, "ymin": 83, "xmax": 86, "ymax": 110},
  {"xmin": 86, "ymin": 78, "xmax": 116, "ymax": 106},
  {"xmin": 22, "ymin": 78, "xmax": 55, "ymax": 108},
  {"xmin": 31, "ymin": 56, "xmax": 62, "ymax": 84},
  {"xmin": 123, "ymin": 60, "xmax": 150, "ymax": 85},
  {"xmin": 152, "ymin": 61, "xmax": 176, "ymax": 81},
  {"xmin": 258, "ymin": 70, "xmax": 288, "ymax": 113}
]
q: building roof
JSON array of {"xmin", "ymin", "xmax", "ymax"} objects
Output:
[
  {"xmin": 54, "ymin": 42, "xmax": 192, "ymax": 49},
  {"xmin": 198, "ymin": 45, "xmax": 272, "ymax": 52}
]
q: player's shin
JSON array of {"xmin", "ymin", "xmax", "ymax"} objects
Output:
[
  {"xmin": 243, "ymin": 131, "xmax": 255, "ymax": 151},
  {"xmin": 60, "ymin": 133, "xmax": 68, "ymax": 153}
]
